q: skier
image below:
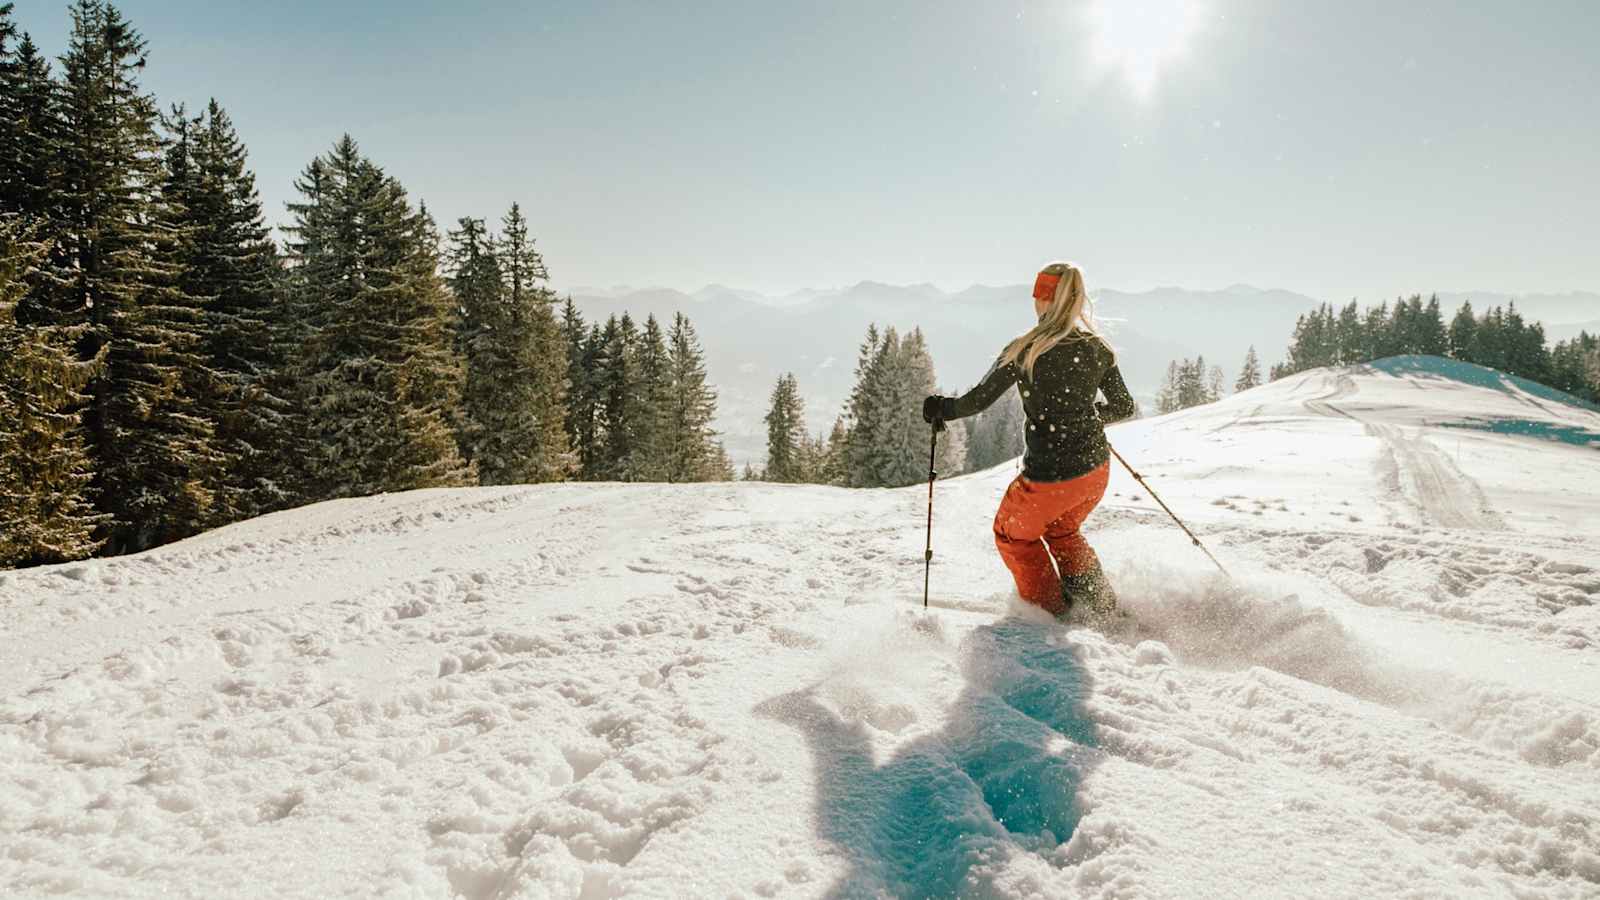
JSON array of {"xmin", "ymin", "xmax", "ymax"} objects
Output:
[{"xmin": 922, "ymin": 262, "xmax": 1137, "ymax": 622}]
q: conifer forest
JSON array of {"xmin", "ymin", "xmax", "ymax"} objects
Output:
[{"xmin": 0, "ymin": 1, "xmax": 731, "ymax": 568}]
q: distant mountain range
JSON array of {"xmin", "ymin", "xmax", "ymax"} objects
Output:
[{"xmin": 564, "ymin": 282, "xmax": 1598, "ymax": 464}]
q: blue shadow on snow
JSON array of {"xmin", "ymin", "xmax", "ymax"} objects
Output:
[
  {"xmin": 1366, "ymin": 355, "xmax": 1600, "ymax": 413},
  {"xmin": 1441, "ymin": 418, "xmax": 1600, "ymax": 449},
  {"xmin": 757, "ymin": 618, "xmax": 1100, "ymax": 898}
]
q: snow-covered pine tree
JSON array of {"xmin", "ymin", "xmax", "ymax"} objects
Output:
[
  {"xmin": 53, "ymin": 2, "xmax": 220, "ymax": 552},
  {"xmin": 898, "ymin": 329, "xmax": 965, "ymax": 483},
  {"xmin": 0, "ymin": 217, "xmax": 105, "ymax": 567},
  {"xmin": 764, "ymin": 373, "xmax": 805, "ymax": 483},
  {"xmin": 857, "ymin": 326, "xmax": 904, "ymax": 487},
  {"xmin": 1156, "ymin": 361, "xmax": 1181, "ymax": 414},
  {"xmin": 1176, "ymin": 357, "xmax": 1207, "ymax": 409},
  {"xmin": 1235, "ymin": 346, "xmax": 1262, "ymax": 392},
  {"xmin": 965, "ymin": 388, "xmax": 1024, "ymax": 471},
  {"xmin": 283, "ymin": 135, "xmax": 474, "ymax": 501},
  {"xmin": 163, "ymin": 100, "xmax": 291, "ymax": 523},
  {"xmin": 1206, "ymin": 365, "xmax": 1225, "ymax": 403},
  {"xmin": 842, "ymin": 324, "xmax": 882, "ymax": 487},
  {"xmin": 662, "ymin": 312, "xmax": 719, "ymax": 482},
  {"xmin": 496, "ymin": 203, "xmax": 569, "ymax": 482}
]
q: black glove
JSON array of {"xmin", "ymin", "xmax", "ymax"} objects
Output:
[{"xmin": 922, "ymin": 395, "xmax": 948, "ymax": 430}]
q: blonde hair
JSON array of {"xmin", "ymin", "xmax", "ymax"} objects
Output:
[{"xmin": 1002, "ymin": 262, "xmax": 1114, "ymax": 377}]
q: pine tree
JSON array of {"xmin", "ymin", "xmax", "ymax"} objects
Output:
[
  {"xmin": 1418, "ymin": 295, "xmax": 1448, "ymax": 356},
  {"xmin": 1156, "ymin": 360, "xmax": 1181, "ymax": 413},
  {"xmin": 598, "ymin": 314, "xmax": 641, "ymax": 480},
  {"xmin": 886, "ymin": 328, "xmax": 961, "ymax": 486},
  {"xmin": 1, "ymin": 15, "xmax": 58, "ymax": 227},
  {"xmin": 628, "ymin": 313, "xmax": 671, "ymax": 480},
  {"xmin": 495, "ymin": 203, "xmax": 568, "ymax": 481},
  {"xmin": 559, "ymin": 296, "xmax": 588, "ymax": 474},
  {"xmin": 1363, "ymin": 303, "xmax": 1393, "ymax": 361},
  {"xmin": 283, "ymin": 135, "xmax": 474, "ymax": 500},
  {"xmin": 764, "ymin": 373, "xmax": 805, "ymax": 483},
  {"xmin": 1235, "ymin": 346, "xmax": 1262, "ymax": 392},
  {"xmin": 1, "ymin": 14, "xmax": 70, "ymax": 336},
  {"xmin": 1448, "ymin": 302, "xmax": 1477, "ymax": 361},
  {"xmin": 706, "ymin": 441, "xmax": 735, "ymax": 482},
  {"xmin": 1389, "ymin": 296, "xmax": 1417, "ymax": 354},
  {"xmin": 575, "ymin": 322, "xmax": 609, "ymax": 479},
  {"xmin": 798, "ymin": 430, "xmax": 828, "ymax": 484},
  {"xmin": 856, "ymin": 327, "xmax": 905, "ymax": 487},
  {"xmin": 163, "ymin": 99, "xmax": 291, "ymax": 522},
  {"xmin": 1282, "ymin": 305, "xmax": 1341, "ymax": 375},
  {"xmin": 1161, "ymin": 356, "xmax": 1222, "ymax": 410},
  {"xmin": 820, "ymin": 416, "xmax": 851, "ymax": 485},
  {"xmin": 1476, "ymin": 306, "xmax": 1507, "ymax": 371},
  {"xmin": 1176, "ymin": 357, "xmax": 1207, "ymax": 409},
  {"xmin": 662, "ymin": 312, "xmax": 720, "ymax": 482},
  {"xmin": 450, "ymin": 210, "xmax": 569, "ymax": 484},
  {"xmin": 1550, "ymin": 333, "xmax": 1598, "ymax": 402},
  {"xmin": 843, "ymin": 324, "xmax": 883, "ymax": 487},
  {"xmin": 1500, "ymin": 303, "xmax": 1552, "ymax": 384},
  {"xmin": 1335, "ymin": 302, "xmax": 1363, "ymax": 365},
  {"xmin": 965, "ymin": 389, "xmax": 1025, "ymax": 471},
  {"xmin": 1206, "ymin": 365, "xmax": 1225, "ymax": 403},
  {"xmin": 53, "ymin": 2, "xmax": 220, "ymax": 552},
  {"xmin": 447, "ymin": 216, "xmax": 504, "ymax": 475},
  {"xmin": 0, "ymin": 217, "xmax": 105, "ymax": 566}
]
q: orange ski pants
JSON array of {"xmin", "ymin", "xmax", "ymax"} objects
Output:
[{"xmin": 993, "ymin": 463, "xmax": 1110, "ymax": 616}]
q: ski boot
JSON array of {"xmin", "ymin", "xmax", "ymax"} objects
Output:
[{"xmin": 1058, "ymin": 561, "xmax": 1119, "ymax": 626}]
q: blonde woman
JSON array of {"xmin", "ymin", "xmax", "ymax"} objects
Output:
[{"xmin": 922, "ymin": 263, "xmax": 1137, "ymax": 621}]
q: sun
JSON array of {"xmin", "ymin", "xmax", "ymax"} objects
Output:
[{"xmin": 1083, "ymin": 0, "xmax": 1205, "ymax": 98}]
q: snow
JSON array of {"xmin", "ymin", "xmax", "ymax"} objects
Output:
[{"xmin": 3, "ymin": 355, "xmax": 1599, "ymax": 898}]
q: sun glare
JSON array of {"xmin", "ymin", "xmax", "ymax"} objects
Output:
[{"xmin": 1084, "ymin": 0, "xmax": 1204, "ymax": 98}]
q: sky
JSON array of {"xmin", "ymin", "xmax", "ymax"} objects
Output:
[{"xmin": 10, "ymin": 0, "xmax": 1600, "ymax": 302}]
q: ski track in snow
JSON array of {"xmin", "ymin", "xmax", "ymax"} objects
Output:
[{"xmin": 3, "ymin": 360, "xmax": 1600, "ymax": 898}]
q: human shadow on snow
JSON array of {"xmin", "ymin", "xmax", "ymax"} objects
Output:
[{"xmin": 757, "ymin": 617, "xmax": 1101, "ymax": 898}]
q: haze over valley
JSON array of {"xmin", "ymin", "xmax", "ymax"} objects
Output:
[{"xmin": 570, "ymin": 282, "xmax": 1599, "ymax": 463}]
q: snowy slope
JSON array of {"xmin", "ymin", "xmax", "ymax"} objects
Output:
[{"xmin": 3, "ymin": 357, "xmax": 1599, "ymax": 899}]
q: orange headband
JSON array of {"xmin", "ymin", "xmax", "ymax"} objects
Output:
[{"xmin": 1033, "ymin": 271, "xmax": 1063, "ymax": 301}]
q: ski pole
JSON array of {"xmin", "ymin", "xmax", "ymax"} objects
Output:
[
  {"xmin": 923, "ymin": 419, "xmax": 941, "ymax": 608},
  {"xmin": 1107, "ymin": 443, "xmax": 1231, "ymax": 578}
]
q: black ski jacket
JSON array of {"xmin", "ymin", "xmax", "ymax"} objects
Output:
[{"xmin": 937, "ymin": 334, "xmax": 1137, "ymax": 482}]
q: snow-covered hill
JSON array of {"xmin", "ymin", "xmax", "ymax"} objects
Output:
[{"xmin": 3, "ymin": 357, "xmax": 1599, "ymax": 898}]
